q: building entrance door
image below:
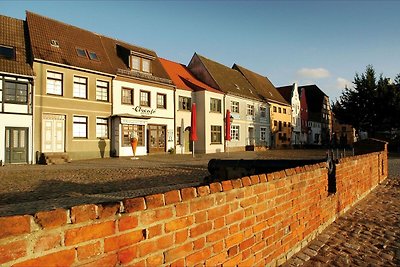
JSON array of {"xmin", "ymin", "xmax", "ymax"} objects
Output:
[
  {"xmin": 42, "ymin": 114, "xmax": 65, "ymax": 152},
  {"xmin": 5, "ymin": 127, "xmax": 28, "ymax": 164},
  {"xmin": 248, "ymin": 127, "xmax": 255, "ymax": 145},
  {"xmin": 148, "ymin": 125, "xmax": 166, "ymax": 153}
]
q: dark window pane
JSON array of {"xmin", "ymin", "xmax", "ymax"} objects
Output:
[
  {"xmin": 88, "ymin": 51, "xmax": 99, "ymax": 61},
  {"xmin": 76, "ymin": 48, "xmax": 87, "ymax": 57},
  {"xmin": 0, "ymin": 45, "xmax": 15, "ymax": 60}
]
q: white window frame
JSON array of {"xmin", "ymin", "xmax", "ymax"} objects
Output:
[
  {"xmin": 46, "ymin": 71, "xmax": 63, "ymax": 96},
  {"xmin": 96, "ymin": 80, "xmax": 109, "ymax": 102},
  {"xmin": 231, "ymin": 101, "xmax": 239, "ymax": 113},
  {"xmin": 247, "ymin": 104, "xmax": 254, "ymax": 116},
  {"xmin": 73, "ymin": 76, "xmax": 87, "ymax": 99},
  {"xmin": 230, "ymin": 125, "xmax": 240, "ymax": 141},
  {"xmin": 260, "ymin": 127, "xmax": 267, "ymax": 141},
  {"xmin": 96, "ymin": 117, "xmax": 108, "ymax": 139},
  {"xmin": 73, "ymin": 116, "xmax": 88, "ymax": 138}
]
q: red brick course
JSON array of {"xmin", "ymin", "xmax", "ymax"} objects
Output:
[{"xmin": 0, "ymin": 149, "xmax": 387, "ymax": 266}]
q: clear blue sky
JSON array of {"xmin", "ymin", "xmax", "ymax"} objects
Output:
[{"xmin": 1, "ymin": 1, "xmax": 399, "ymax": 102}]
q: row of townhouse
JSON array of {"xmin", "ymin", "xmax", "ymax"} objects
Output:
[
  {"xmin": 276, "ymin": 83, "xmax": 333, "ymax": 146},
  {"xmin": 0, "ymin": 11, "xmax": 332, "ymax": 165}
]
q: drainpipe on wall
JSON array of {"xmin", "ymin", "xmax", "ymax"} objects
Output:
[{"xmin": 223, "ymin": 93, "xmax": 226, "ymax": 153}]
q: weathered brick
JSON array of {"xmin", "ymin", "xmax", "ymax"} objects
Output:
[
  {"xmin": 118, "ymin": 245, "xmax": 138, "ymax": 264},
  {"xmin": 228, "ymin": 245, "xmax": 239, "ymax": 256},
  {"xmin": 208, "ymin": 204, "xmax": 229, "ymax": 220},
  {"xmin": 190, "ymin": 197, "xmax": 214, "ymax": 213},
  {"xmin": 193, "ymin": 236, "xmax": 206, "ymax": 249},
  {"xmin": 145, "ymin": 193, "xmax": 165, "ymax": 209},
  {"xmin": 239, "ymin": 236, "xmax": 255, "ymax": 251},
  {"xmin": 35, "ymin": 209, "xmax": 67, "ymax": 229},
  {"xmin": 0, "ymin": 240, "xmax": 26, "ymax": 264},
  {"xmin": 206, "ymin": 251, "xmax": 227, "ymax": 266},
  {"xmin": 259, "ymin": 174, "xmax": 267, "ymax": 183},
  {"xmin": 175, "ymin": 202, "xmax": 189, "ymax": 217},
  {"xmin": 147, "ymin": 224, "xmax": 162, "ymax": 238},
  {"xmin": 186, "ymin": 247, "xmax": 212, "ymax": 265},
  {"xmin": 213, "ymin": 240, "xmax": 224, "ymax": 253},
  {"xmin": 123, "ymin": 197, "xmax": 146, "ymax": 213},
  {"xmin": 181, "ymin": 187, "xmax": 197, "ymax": 201},
  {"xmin": 119, "ymin": 215, "xmax": 138, "ymax": 232},
  {"xmin": 242, "ymin": 176, "xmax": 252, "ymax": 186},
  {"xmin": 190, "ymin": 222, "xmax": 212, "ymax": 238},
  {"xmin": 0, "ymin": 215, "xmax": 31, "ymax": 239},
  {"xmin": 71, "ymin": 204, "xmax": 97, "ymax": 224},
  {"xmin": 165, "ymin": 216, "xmax": 194, "ymax": 232},
  {"xmin": 232, "ymin": 179, "xmax": 243, "ymax": 188},
  {"xmin": 209, "ymin": 182, "xmax": 222, "ymax": 193},
  {"xmin": 175, "ymin": 229, "xmax": 189, "ymax": 244},
  {"xmin": 221, "ymin": 180, "xmax": 233, "ymax": 191},
  {"xmin": 147, "ymin": 253, "xmax": 164, "ymax": 266},
  {"xmin": 65, "ymin": 221, "xmax": 115, "ymax": 246},
  {"xmin": 226, "ymin": 210, "xmax": 244, "ymax": 225},
  {"xmin": 165, "ymin": 242, "xmax": 193, "ymax": 263},
  {"xmin": 33, "ymin": 233, "xmax": 61, "ymax": 253},
  {"xmin": 170, "ymin": 258, "xmax": 185, "ymax": 267},
  {"xmin": 225, "ymin": 232, "xmax": 244, "ymax": 248},
  {"xmin": 13, "ymin": 249, "xmax": 75, "ymax": 267},
  {"xmin": 250, "ymin": 175, "xmax": 260, "ymax": 184},
  {"xmin": 197, "ymin": 185, "xmax": 211, "ymax": 196},
  {"xmin": 104, "ymin": 230, "xmax": 145, "ymax": 252},
  {"xmin": 206, "ymin": 227, "xmax": 228, "ymax": 243},
  {"xmin": 98, "ymin": 202, "xmax": 120, "ymax": 219},
  {"xmin": 165, "ymin": 190, "xmax": 181, "ymax": 205},
  {"xmin": 77, "ymin": 241, "xmax": 101, "ymax": 261},
  {"xmin": 79, "ymin": 254, "xmax": 118, "ymax": 267},
  {"xmin": 140, "ymin": 207, "xmax": 173, "ymax": 225}
]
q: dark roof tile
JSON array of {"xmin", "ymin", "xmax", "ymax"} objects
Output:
[{"xmin": 0, "ymin": 15, "xmax": 34, "ymax": 77}]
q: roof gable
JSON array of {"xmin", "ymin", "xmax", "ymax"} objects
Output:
[
  {"xmin": 0, "ymin": 15, "xmax": 34, "ymax": 77},
  {"xmin": 192, "ymin": 54, "xmax": 261, "ymax": 100},
  {"xmin": 100, "ymin": 36, "xmax": 172, "ymax": 85},
  {"xmin": 233, "ymin": 64, "xmax": 289, "ymax": 105},
  {"xmin": 300, "ymin": 84, "xmax": 327, "ymax": 113},
  {"xmin": 159, "ymin": 58, "xmax": 221, "ymax": 93},
  {"xmin": 26, "ymin": 11, "xmax": 114, "ymax": 75}
]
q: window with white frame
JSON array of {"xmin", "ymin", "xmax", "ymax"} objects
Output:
[
  {"xmin": 130, "ymin": 55, "xmax": 151, "ymax": 73},
  {"xmin": 247, "ymin": 104, "xmax": 254, "ymax": 116},
  {"xmin": 231, "ymin": 101, "xmax": 239, "ymax": 113},
  {"xmin": 46, "ymin": 71, "xmax": 63, "ymax": 95},
  {"xmin": 230, "ymin": 125, "xmax": 240, "ymax": 141},
  {"xmin": 73, "ymin": 116, "xmax": 87, "ymax": 138},
  {"xmin": 96, "ymin": 80, "xmax": 109, "ymax": 101},
  {"xmin": 140, "ymin": 91, "xmax": 150, "ymax": 107},
  {"xmin": 122, "ymin": 124, "xmax": 145, "ymax": 146},
  {"xmin": 211, "ymin": 125, "xmax": 222, "ymax": 144},
  {"xmin": 178, "ymin": 96, "xmax": 191, "ymax": 111},
  {"xmin": 157, "ymin": 93, "xmax": 166, "ymax": 109},
  {"xmin": 4, "ymin": 81, "xmax": 28, "ymax": 104},
  {"xmin": 96, "ymin": 118, "xmax": 108, "ymax": 139},
  {"xmin": 122, "ymin": 88, "xmax": 133, "ymax": 105},
  {"xmin": 73, "ymin": 76, "xmax": 87, "ymax": 99},
  {"xmin": 210, "ymin": 98, "xmax": 221, "ymax": 113},
  {"xmin": 260, "ymin": 127, "xmax": 267, "ymax": 141}
]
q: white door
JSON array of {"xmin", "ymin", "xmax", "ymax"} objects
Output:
[{"xmin": 42, "ymin": 114, "xmax": 65, "ymax": 152}]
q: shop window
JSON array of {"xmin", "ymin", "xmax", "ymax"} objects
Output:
[
  {"xmin": 123, "ymin": 124, "xmax": 145, "ymax": 147},
  {"xmin": 211, "ymin": 125, "xmax": 222, "ymax": 144}
]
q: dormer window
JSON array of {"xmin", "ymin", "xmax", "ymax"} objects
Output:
[
  {"xmin": 0, "ymin": 45, "xmax": 15, "ymax": 60},
  {"xmin": 88, "ymin": 51, "xmax": 99, "ymax": 61},
  {"xmin": 129, "ymin": 53, "xmax": 153, "ymax": 73},
  {"xmin": 76, "ymin": 48, "xmax": 87, "ymax": 58}
]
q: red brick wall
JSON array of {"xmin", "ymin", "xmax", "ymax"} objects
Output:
[{"xmin": 0, "ymin": 150, "xmax": 387, "ymax": 266}]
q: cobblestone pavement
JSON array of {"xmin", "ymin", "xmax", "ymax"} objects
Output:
[
  {"xmin": 0, "ymin": 149, "xmax": 326, "ymax": 216},
  {"xmin": 283, "ymin": 155, "xmax": 400, "ymax": 266}
]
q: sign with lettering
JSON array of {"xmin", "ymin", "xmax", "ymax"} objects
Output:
[{"xmin": 132, "ymin": 106, "xmax": 156, "ymax": 115}]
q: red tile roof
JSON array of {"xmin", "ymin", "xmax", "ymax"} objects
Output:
[
  {"xmin": 159, "ymin": 58, "xmax": 222, "ymax": 94},
  {"xmin": 26, "ymin": 11, "xmax": 115, "ymax": 75},
  {"xmin": 0, "ymin": 15, "xmax": 34, "ymax": 77}
]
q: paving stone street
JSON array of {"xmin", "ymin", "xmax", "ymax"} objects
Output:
[{"xmin": 283, "ymin": 155, "xmax": 400, "ymax": 266}]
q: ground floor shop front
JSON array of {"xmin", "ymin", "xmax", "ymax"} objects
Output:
[{"xmin": 111, "ymin": 116, "xmax": 174, "ymax": 157}]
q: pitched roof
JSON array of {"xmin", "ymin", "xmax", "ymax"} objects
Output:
[
  {"xmin": 276, "ymin": 85, "xmax": 293, "ymax": 104},
  {"xmin": 300, "ymin": 84, "xmax": 327, "ymax": 113},
  {"xmin": 193, "ymin": 54, "xmax": 260, "ymax": 100},
  {"xmin": 26, "ymin": 11, "xmax": 114, "ymax": 75},
  {"xmin": 0, "ymin": 15, "xmax": 34, "ymax": 77},
  {"xmin": 233, "ymin": 64, "xmax": 289, "ymax": 106},
  {"xmin": 100, "ymin": 36, "xmax": 172, "ymax": 85},
  {"xmin": 159, "ymin": 58, "xmax": 222, "ymax": 94}
]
